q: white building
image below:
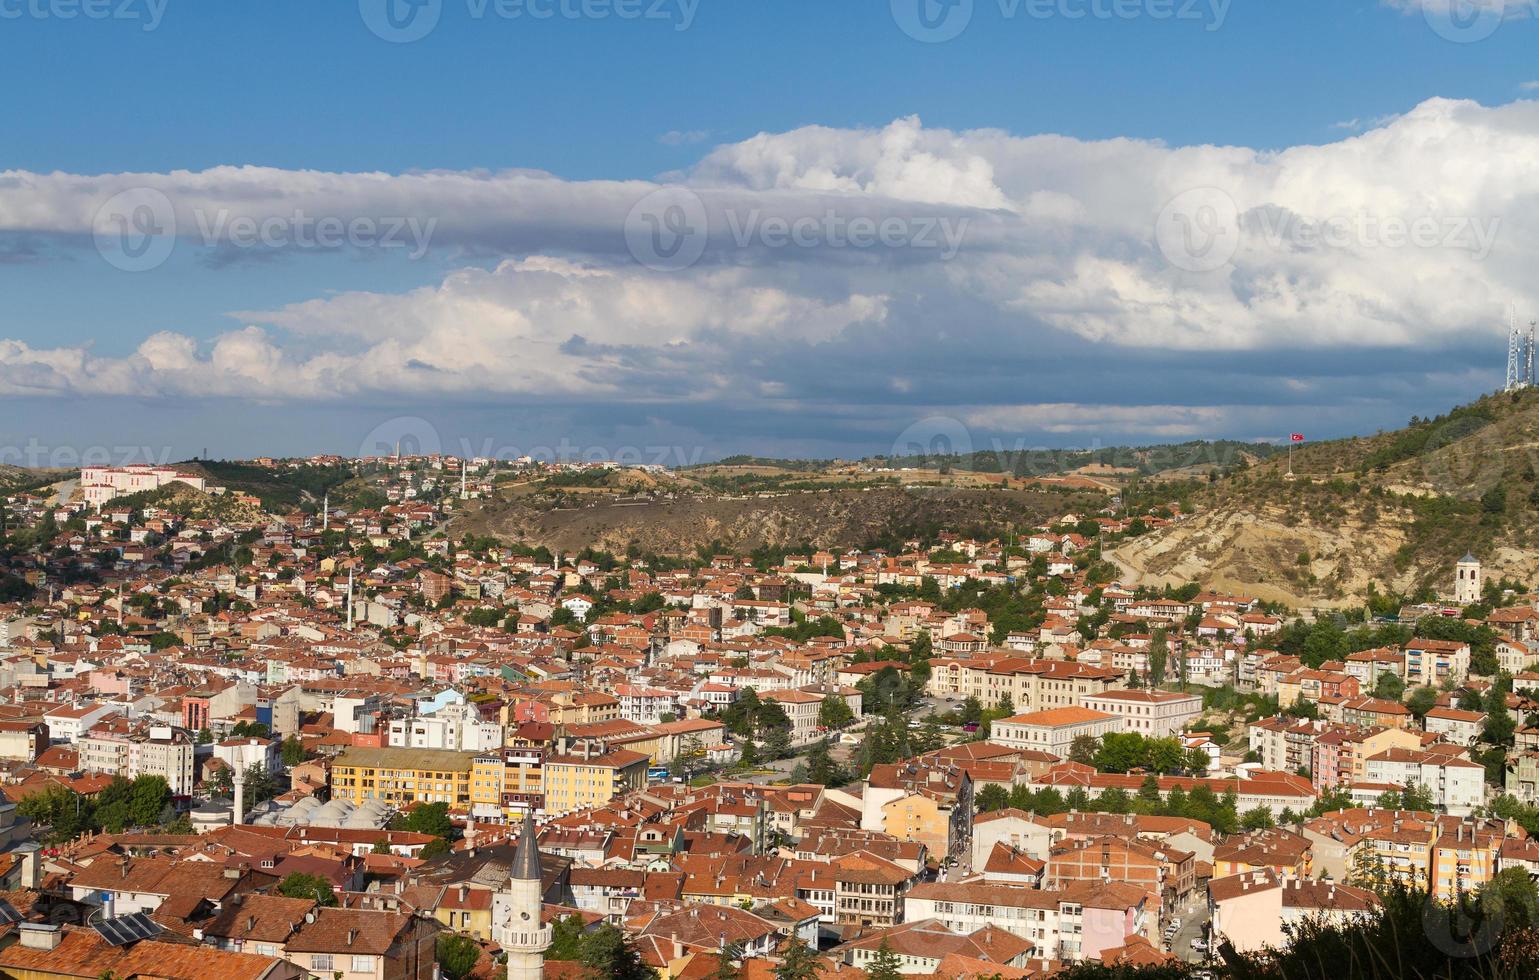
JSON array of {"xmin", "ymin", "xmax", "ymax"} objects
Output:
[
  {"xmin": 80, "ymin": 465, "xmax": 207, "ymax": 506},
  {"xmin": 386, "ymin": 703, "xmax": 503, "ymax": 752},
  {"xmin": 1363, "ymin": 748, "xmax": 1485, "ymax": 815},
  {"xmin": 79, "ymin": 724, "xmax": 196, "ymax": 794},
  {"xmin": 214, "ymin": 735, "xmax": 281, "ymax": 775},
  {"xmin": 1080, "ymin": 689, "xmax": 1203, "ymax": 738},
  {"xmin": 989, "ymin": 707, "xmax": 1119, "ymax": 757}
]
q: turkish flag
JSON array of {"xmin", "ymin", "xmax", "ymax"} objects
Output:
[{"xmin": 1289, "ymin": 433, "xmax": 1305, "ymax": 443}]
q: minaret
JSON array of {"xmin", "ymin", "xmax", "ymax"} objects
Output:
[
  {"xmin": 496, "ymin": 812, "xmax": 550, "ymax": 980},
  {"xmin": 346, "ymin": 566, "xmax": 355, "ymax": 629},
  {"xmin": 460, "ymin": 462, "xmax": 468, "ymax": 500},
  {"xmin": 232, "ymin": 767, "xmax": 246, "ymax": 826},
  {"xmin": 322, "ymin": 494, "xmax": 329, "ymax": 532}
]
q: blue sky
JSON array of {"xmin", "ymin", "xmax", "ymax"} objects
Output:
[{"xmin": 2, "ymin": 0, "xmax": 1536, "ymax": 461}]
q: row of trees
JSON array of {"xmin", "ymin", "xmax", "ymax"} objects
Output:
[
  {"xmin": 974, "ymin": 777, "xmax": 1257, "ymax": 834},
  {"xmin": 1069, "ymin": 732, "xmax": 1213, "ymax": 775},
  {"xmin": 18, "ymin": 774, "xmax": 178, "ymax": 843}
]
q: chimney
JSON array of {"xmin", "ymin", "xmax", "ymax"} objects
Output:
[{"xmin": 17, "ymin": 924, "xmax": 61, "ymax": 951}]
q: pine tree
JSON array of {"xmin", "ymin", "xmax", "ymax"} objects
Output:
[
  {"xmin": 774, "ymin": 939, "xmax": 822, "ymax": 980},
  {"xmin": 865, "ymin": 940, "xmax": 902, "ymax": 980}
]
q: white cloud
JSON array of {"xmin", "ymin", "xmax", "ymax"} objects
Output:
[{"xmin": 3, "ymin": 99, "xmax": 1538, "ymax": 406}]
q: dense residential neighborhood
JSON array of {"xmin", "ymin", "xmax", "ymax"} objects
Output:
[{"xmin": 0, "ymin": 453, "xmax": 1535, "ymax": 980}]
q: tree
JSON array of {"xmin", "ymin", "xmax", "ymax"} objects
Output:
[
  {"xmin": 702, "ymin": 950, "xmax": 739, "ymax": 980},
  {"xmin": 579, "ymin": 923, "xmax": 657, "ymax": 980},
  {"xmin": 1068, "ymin": 734, "xmax": 1099, "ymax": 766},
  {"xmin": 546, "ymin": 914, "xmax": 587, "ymax": 960},
  {"xmin": 1148, "ymin": 628, "xmax": 1169, "ymax": 687},
  {"xmin": 1406, "ymin": 685, "xmax": 1438, "ymax": 720},
  {"xmin": 866, "ymin": 940, "xmax": 903, "ymax": 980},
  {"xmin": 277, "ymin": 872, "xmax": 337, "ymax": 906},
  {"xmin": 1146, "ymin": 737, "xmax": 1185, "ymax": 774},
  {"xmin": 1477, "ymin": 867, "xmax": 1539, "ymax": 933},
  {"xmin": 435, "ymin": 934, "xmax": 480, "ymax": 980},
  {"xmin": 774, "ymin": 938, "xmax": 823, "ymax": 980},
  {"xmin": 1184, "ymin": 746, "xmax": 1212, "ymax": 773},
  {"xmin": 17, "ymin": 786, "xmax": 93, "ymax": 844},
  {"xmin": 392, "ymin": 801, "xmax": 456, "ymax": 839},
  {"xmin": 806, "ymin": 740, "xmax": 845, "ymax": 788},
  {"xmin": 818, "ymin": 695, "xmax": 854, "ymax": 729},
  {"xmin": 281, "ymin": 735, "xmax": 309, "ymax": 767},
  {"xmin": 371, "ymin": 839, "xmax": 393, "ymax": 855},
  {"xmin": 418, "ymin": 837, "xmax": 451, "ymax": 859},
  {"xmin": 1401, "ymin": 781, "xmax": 1436, "ymax": 812},
  {"xmin": 1241, "ymin": 806, "xmax": 1276, "ymax": 830},
  {"xmin": 976, "ymin": 783, "xmax": 1010, "ymax": 812},
  {"xmin": 1372, "ymin": 671, "xmax": 1406, "ymax": 702}
]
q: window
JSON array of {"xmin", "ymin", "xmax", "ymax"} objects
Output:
[
  {"xmin": 312, "ymin": 954, "xmax": 334, "ymax": 972},
  {"xmin": 351, "ymin": 955, "xmax": 375, "ymax": 973}
]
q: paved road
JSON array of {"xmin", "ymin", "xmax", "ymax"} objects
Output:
[{"xmin": 1166, "ymin": 889, "xmax": 1213, "ymax": 963}]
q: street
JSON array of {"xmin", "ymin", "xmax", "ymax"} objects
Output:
[{"xmin": 1166, "ymin": 889, "xmax": 1213, "ymax": 964}]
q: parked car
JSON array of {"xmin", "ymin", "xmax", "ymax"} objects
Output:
[{"xmin": 1191, "ymin": 939, "xmax": 1208, "ymax": 952}]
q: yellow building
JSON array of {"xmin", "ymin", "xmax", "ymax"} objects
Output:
[
  {"xmin": 331, "ymin": 746, "xmax": 477, "ymax": 805},
  {"xmin": 470, "ymin": 748, "xmax": 545, "ymax": 820},
  {"xmin": 542, "ymin": 746, "xmax": 648, "ymax": 815}
]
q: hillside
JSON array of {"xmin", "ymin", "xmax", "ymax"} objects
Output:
[
  {"xmin": 451, "ymin": 484, "xmax": 1101, "ymax": 557},
  {"xmin": 1109, "ymin": 389, "xmax": 1539, "ymax": 607}
]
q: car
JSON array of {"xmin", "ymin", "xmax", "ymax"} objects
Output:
[{"xmin": 1191, "ymin": 939, "xmax": 1208, "ymax": 952}]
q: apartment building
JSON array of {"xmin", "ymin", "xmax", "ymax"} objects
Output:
[
  {"xmin": 903, "ymin": 879, "xmax": 1151, "ymax": 963},
  {"xmin": 861, "ymin": 758, "xmax": 974, "ymax": 860},
  {"xmin": 386, "ymin": 704, "xmax": 504, "ymax": 753},
  {"xmin": 1364, "ymin": 748, "xmax": 1485, "ymax": 815},
  {"xmin": 990, "ymin": 707, "xmax": 1119, "ymax": 756},
  {"xmin": 1402, "ymin": 638, "xmax": 1471, "ymax": 687},
  {"xmin": 79, "ymin": 723, "xmax": 195, "ymax": 793},
  {"xmin": 541, "ymin": 745, "xmax": 649, "ymax": 815},
  {"xmin": 1079, "ymin": 689, "xmax": 1203, "ymax": 737},
  {"xmin": 330, "ymin": 746, "xmax": 478, "ymax": 806}
]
